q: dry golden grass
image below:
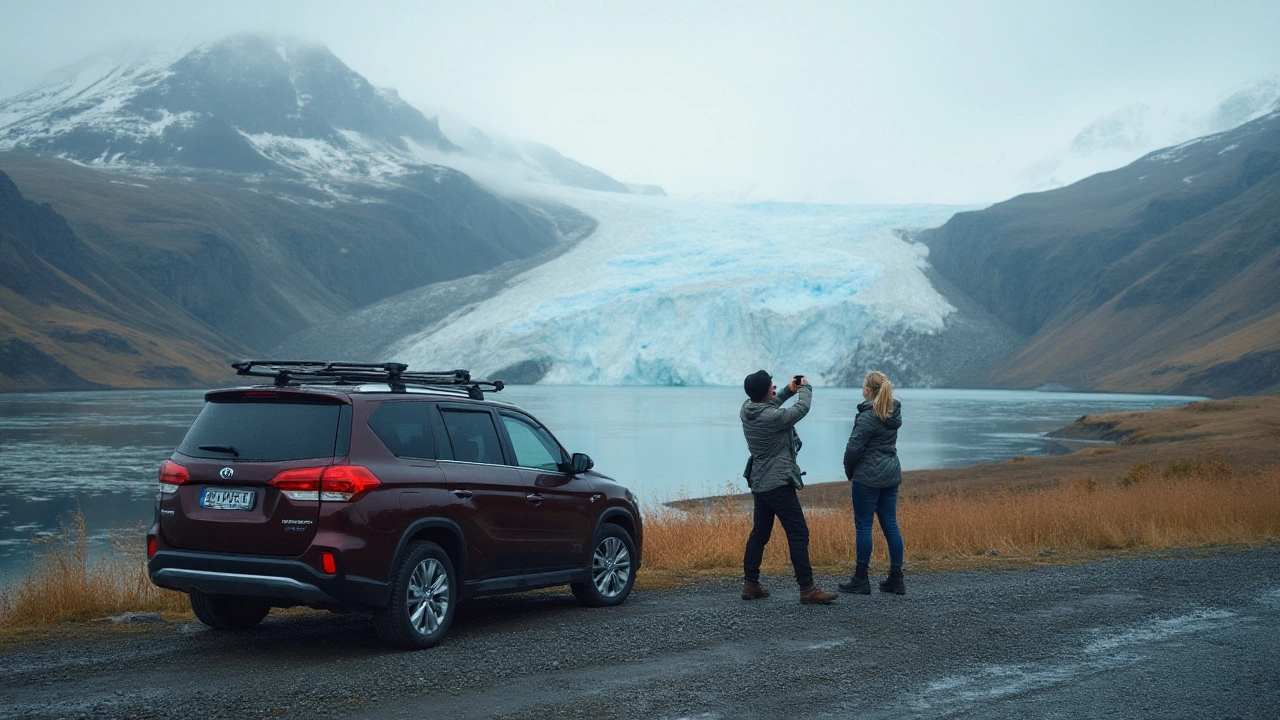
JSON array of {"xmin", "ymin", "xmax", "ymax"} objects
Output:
[
  {"xmin": 0, "ymin": 514, "xmax": 188, "ymax": 630},
  {"xmin": 4, "ymin": 458, "xmax": 1277, "ymax": 630},
  {"xmin": 782, "ymin": 394, "xmax": 1280, "ymax": 506},
  {"xmin": 640, "ymin": 458, "xmax": 1280, "ymax": 587}
]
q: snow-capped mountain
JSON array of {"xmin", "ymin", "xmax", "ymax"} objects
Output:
[{"xmin": 0, "ymin": 34, "xmax": 637, "ymax": 197}]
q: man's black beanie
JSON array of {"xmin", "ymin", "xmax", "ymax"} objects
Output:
[{"xmin": 744, "ymin": 369, "xmax": 772, "ymax": 402}]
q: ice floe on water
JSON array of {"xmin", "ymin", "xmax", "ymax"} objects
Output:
[{"xmin": 392, "ymin": 189, "xmax": 963, "ymax": 386}]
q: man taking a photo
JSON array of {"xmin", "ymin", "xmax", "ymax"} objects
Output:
[{"xmin": 739, "ymin": 370, "xmax": 838, "ymax": 605}]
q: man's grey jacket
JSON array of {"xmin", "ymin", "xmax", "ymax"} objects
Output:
[{"xmin": 740, "ymin": 383, "xmax": 812, "ymax": 493}]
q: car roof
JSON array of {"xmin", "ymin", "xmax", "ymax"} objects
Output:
[
  {"xmin": 207, "ymin": 383, "xmax": 520, "ymax": 409},
  {"xmin": 225, "ymin": 361, "xmax": 505, "ymax": 400}
]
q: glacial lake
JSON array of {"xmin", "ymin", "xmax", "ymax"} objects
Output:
[{"xmin": 0, "ymin": 386, "xmax": 1203, "ymax": 583}]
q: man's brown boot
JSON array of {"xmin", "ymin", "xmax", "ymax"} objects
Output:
[
  {"xmin": 799, "ymin": 585, "xmax": 838, "ymax": 604},
  {"xmin": 741, "ymin": 580, "xmax": 771, "ymax": 600}
]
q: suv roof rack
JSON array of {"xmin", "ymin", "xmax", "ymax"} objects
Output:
[{"xmin": 231, "ymin": 360, "xmax": 505, "ymax": 399}]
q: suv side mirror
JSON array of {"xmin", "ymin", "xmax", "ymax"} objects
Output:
[{"xmin": 570, "ymin": 453, "xmax": 594, "ymax": 474}]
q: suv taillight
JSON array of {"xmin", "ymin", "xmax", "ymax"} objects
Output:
[
  {"xmin": 319, "ymin": 465, "xmax": 383, "ymax": 499},
  {"xmin": 269, "ymin": 465, "xmax": 381, "ymax": 502},
  {"xmin": 268, "ymin": 467, "xmax": 324, "ymax": 497},
  {"xmin": 158, "ymin": 461, "xmax": 189, "ymax": 495}
]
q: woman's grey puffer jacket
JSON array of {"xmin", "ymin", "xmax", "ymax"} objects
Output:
[{"xmin": 843, "ymin": 399, "xmax": 902, "ymax": 489}]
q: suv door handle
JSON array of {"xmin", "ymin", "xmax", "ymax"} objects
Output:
[
  {"xmin": 452, "ymin": 489, "xmax": 474, "ymax": 499},
  {"xmin": 526, "ymin": 493, "xmax": 543, "ymax": 505}
]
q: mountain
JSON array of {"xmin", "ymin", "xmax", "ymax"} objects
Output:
[
  {"xmin": 923, "ymin": 107, "xmax": 1280, "ymax": 397},
  {"xmin": 0, "ymin": 170, "xmax": 242, "ymax": 389},
  {"xmin": 0, "ymin": 35, "xmax": 620, "ymax": 385},
  {"xmin": 0, "ymin": 35, "xmax": 640, "ymax": 196},
  {"xmin": 0, "ymin": 36, "xmax": 456, "ymax": 176}
]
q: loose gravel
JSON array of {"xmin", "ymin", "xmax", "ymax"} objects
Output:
[{"xmin": 2, "ymin": 547, "xmax": 1278, "ymax": 719}]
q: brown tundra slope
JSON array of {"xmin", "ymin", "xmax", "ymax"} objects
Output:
[
  {"xmin": 0, "ymin": 169, "xmax": 241, "ymax": 390},
  {"xmin": 922, "ymin": 109, "xmax": 1280, "ymax": 397}
]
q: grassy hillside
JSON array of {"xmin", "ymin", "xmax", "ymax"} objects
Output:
[{"xmin": 0, "ymin": 169, "xmax": 245, "ymax": 390}]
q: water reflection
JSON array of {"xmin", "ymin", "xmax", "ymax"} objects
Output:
[
  {"xmin": 0, "ymin": 390, "xmax": 204, "ymax": 583},
  {"xmin": 501, "ymin": 386, "xmax": 1202, "ymax": 499},
  {"xmin": 0, "ymin": 386, "xmax": 1200, "ymax": 582}
]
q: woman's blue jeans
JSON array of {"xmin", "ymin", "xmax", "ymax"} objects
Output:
[{"xmin": 851, "ymin": 482, "xmax": 904, "ymax": 567}]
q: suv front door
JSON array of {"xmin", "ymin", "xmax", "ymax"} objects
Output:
[{"xmin": 499, "ymin": 411, "xmax": 596, "ymax": 573}]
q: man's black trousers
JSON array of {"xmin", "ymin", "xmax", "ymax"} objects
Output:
[{"xmin": 743, "ymin": 484, "xmax": 814, "ymax": 589}]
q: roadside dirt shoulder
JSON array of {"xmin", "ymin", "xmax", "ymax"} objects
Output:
[{"xmin": 1, "ymin": 547, "xmax": 1278, "ymax": 719}]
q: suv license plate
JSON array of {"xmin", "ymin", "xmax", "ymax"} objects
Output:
[{"xmin": 200, "ymin": 487, "xmax": 256, "ymax": 511}]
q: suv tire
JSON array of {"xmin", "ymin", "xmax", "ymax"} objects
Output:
[
  {"xmin": 190, "ymin": 591, "xmax": 271, "ymax": 630},
  {"xmin": 374, "ymin": 541, "xmax": 457, "ymax": 650},
  {"xmin": 572, "ymin": 523, "xmax": 636, "ymax": 607}
]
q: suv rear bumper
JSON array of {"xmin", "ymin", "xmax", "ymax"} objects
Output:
[{"xmin": 149, "ymin": 550, "xmax": 389, "ymax": 608}]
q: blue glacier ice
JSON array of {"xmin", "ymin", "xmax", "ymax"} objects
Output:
[{"xmin": 391, "ymin": 190, "xmax": 965, "ymax": 386}]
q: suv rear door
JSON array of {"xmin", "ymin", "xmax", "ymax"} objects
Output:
[
  {"xmin": 159, "ymin": 390, "xmax": 350, "ymax": 556},
  {"xmin": 434, "ymin": 403, "xmax": 528, "ymax": 580}
]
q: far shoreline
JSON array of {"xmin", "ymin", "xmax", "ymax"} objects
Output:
[{"xmin": 671, "ymin": 394, "xmax": 1280, "ymax": 511}]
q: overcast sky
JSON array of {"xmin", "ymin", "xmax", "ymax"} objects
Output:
[{"xmin": 2, "ymin": 1, "xmax": 1278, "ymax": 204}]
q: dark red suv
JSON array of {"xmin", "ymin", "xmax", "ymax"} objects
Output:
[{"xmin": 147, "ymin": 361, "xmax": 642, "ymax": 649}]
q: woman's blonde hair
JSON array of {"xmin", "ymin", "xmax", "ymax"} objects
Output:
[{"xmin": 864, "ymin": 371, "xmax": 894, "ymax": 420}]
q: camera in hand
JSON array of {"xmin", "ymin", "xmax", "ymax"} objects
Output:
[{"xmin": 793, "ymin": 374, "xmax": 803, "ymax": 386}]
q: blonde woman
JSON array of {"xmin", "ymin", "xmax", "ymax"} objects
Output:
[{"xmin": 839, "ymin": 371, "xmax": 905, "ymax": 595}]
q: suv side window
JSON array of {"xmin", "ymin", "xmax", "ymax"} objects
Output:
[
  {"xmin": 439, "ymin": 408, "xmax": 505, "ymax": 465},
  {"xmin": 368, "ymin": 401, "xmax": 434, "ymax": 459},
  {"xmin": 500, "ymin": 413, "xmax": 566, "ymax": 471}
]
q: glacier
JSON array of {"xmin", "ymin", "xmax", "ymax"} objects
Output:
[{"xmin": 390, "ymin": 189, "xmax": 965, "ymax": 386}]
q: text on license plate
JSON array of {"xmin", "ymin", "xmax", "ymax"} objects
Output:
[{"xmin": 200, "ymin": 487, "xmax": 256, "ymax": 511}]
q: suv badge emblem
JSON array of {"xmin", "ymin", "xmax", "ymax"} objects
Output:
[{"xmin": 219, "ymin": 467, "xmax": 234, "ymax": 479}]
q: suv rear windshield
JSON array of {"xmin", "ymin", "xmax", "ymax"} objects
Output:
[{"xmin": 178, "ymin": 395, "xmax": 349, "ymax": 461}]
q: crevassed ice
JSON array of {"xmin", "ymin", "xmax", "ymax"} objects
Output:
[{"xmin": 392, "ymin": 189, "xmax": 960, "ymax": 385}]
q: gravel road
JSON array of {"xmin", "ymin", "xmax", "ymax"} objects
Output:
[{"xmin": 3, "ymin": 547, "xmax": 1278, "ymax": 719}]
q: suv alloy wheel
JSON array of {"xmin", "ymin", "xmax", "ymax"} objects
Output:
[
  {"xmin": 571, "ymin": 524, "xmax": 636, "ymax": 607},
  {"xmin": 373, "ymin": 541, "xmax": 458, "ymax": 649}
]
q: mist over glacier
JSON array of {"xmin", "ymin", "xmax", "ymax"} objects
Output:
[{"xmin": 390, "ymin": 191, "xmax": 965, "ymax": 386}]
